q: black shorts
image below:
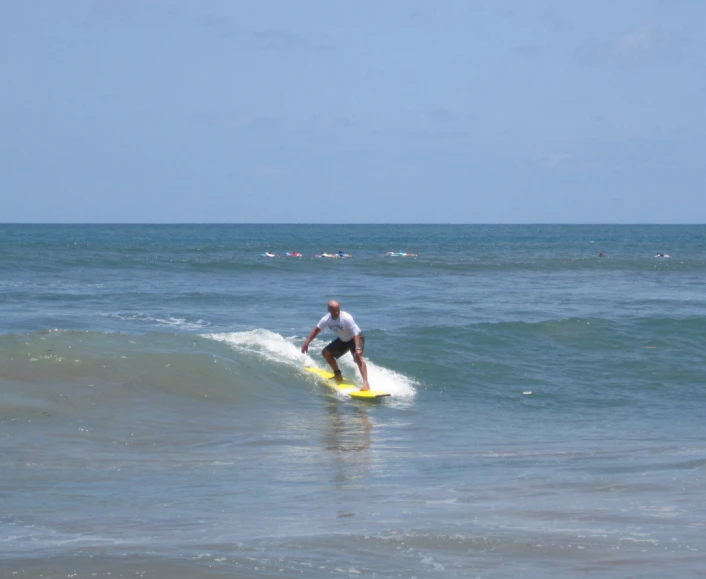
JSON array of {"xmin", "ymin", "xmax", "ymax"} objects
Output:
[{"xmin": 323, "ymin": 335, "xmax": 365, "ymax": 359}]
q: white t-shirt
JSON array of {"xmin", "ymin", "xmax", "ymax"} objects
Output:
[{"xmin": 317, "ymin": 311, "xmax": 361, "ymax": 343}]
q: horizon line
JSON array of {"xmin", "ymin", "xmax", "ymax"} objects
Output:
[{"xmin": 1, "ymin": 222, "xmax": 705, "ymax": 226}]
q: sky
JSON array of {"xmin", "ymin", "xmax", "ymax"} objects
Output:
[{"xmin": 1, "ymin": 0, "xmax": 705, "ymax": 223}]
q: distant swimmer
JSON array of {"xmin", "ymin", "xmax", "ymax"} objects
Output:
[
  {"xmin": 599, "ymin": 252, "xmax": 605, "ymax": 257},
  {"xmin": 321, "ymin": 253, "xmax": 339, "ymax": 258},
  {"xmin": 262, "ymin": 252, "xmax": 277, "ymax": 258},
  {"xmin": 337, "ymin": 251, "xmax": 351, "ymax": 258},
  {"xmin": 301, "ymin": 300, "xmax": 371, "ymax": 391},
  {"xmin": 655, "ymin": 253, "xmax": 671, "ymax": 258},
  {"xmin": 386, "ymin": 251, "xmax": 417, "ymax": 257},
  {"xmin": 286, "ymin": 252, "xmax": 302, "ymax": 257}
]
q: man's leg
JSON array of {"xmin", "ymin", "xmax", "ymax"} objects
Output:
[
  {"xmin": 353, "ymin": 352, "xmax": 370, "ymax": 391},
  {"xmin": 322, "ymin": 347, "xmax": 343, "ymax": 381}
]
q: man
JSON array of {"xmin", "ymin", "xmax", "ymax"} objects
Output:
[{"xmin": 301, "ymin": 300, "xmax": 371, "ymax": 391}]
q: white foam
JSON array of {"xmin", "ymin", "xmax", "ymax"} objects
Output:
[
  {"xmin": 204, "ymin": 330, "xmax": 416, "ymax": 399},
  {"xmin": 0, "ymin": 522, "xmax": 126, "ymax": 553},
  {"xmin": 205, "ymin": 329, "xmax": 316, "ymax": 366},
  {"xmin": 100, "ymin": 312, "xmax": 209, "ymax": 330},
  {"xmin": 336, "ymin": 356, "xmax": 417, "ymax": 398}
]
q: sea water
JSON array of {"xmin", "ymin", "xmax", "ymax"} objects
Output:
[{"xmin": 1, "ymin": 224, "xmax": 705, "ymax": 578}]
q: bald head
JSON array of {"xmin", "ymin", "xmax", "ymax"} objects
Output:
[{"xmin": 327, "ymin": 300, "xmax": 341, "ymax": 318}]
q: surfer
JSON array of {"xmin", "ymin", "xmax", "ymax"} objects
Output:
[{"xmin": 301, "ymin": 300, "xmax": 371, "ymax": 391}]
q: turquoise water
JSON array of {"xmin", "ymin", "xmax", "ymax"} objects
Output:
[{"xmin": 1, "ymin": 224, "xmax": 705, "ymax": 577}]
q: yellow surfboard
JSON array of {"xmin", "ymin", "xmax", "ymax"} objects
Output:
[{"xmin": 304, "ymin": 367, "xmax": 391, "ymax": 399}]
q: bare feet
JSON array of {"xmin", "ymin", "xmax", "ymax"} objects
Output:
[
  {"xmin": 360, "ymin": 383, "xmax": 370, "ymax": 391},
  {"xmin": 333, "ymin": 370, "xmax": 343, "ymax": 383}
]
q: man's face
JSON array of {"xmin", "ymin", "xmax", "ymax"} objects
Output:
[{"xmin": 328, "ymin": 305, "xmax": 340, "ymax": 319}]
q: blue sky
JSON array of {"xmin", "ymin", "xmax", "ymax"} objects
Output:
[{"xmin": 2, "ymin": 0, "xmax": 705, "ymax": 223}]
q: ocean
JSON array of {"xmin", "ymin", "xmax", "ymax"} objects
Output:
[{"xmin": 1, "ymin": 224, "xmax": 704, "ymax": 578}]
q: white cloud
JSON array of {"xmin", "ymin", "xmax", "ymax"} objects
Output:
[
  {"xmin": 616, "ymin": 25, "xmax": 687, "ymax": 64},
  {"xmin": 574, "ymin": 24, "xmax": 689, "ymax": 67},
  {"xmin": 536, "ymin": 153, "xmax": 572, "ymax": 169}
]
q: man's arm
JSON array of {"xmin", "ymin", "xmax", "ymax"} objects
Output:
[
  {"xmin": 353, "ymin": 333, "xmax": 363, "ymax": 351},
  {"xmin": 301, "ymin": 326, "xmax": 322, "ymax": 353}
]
